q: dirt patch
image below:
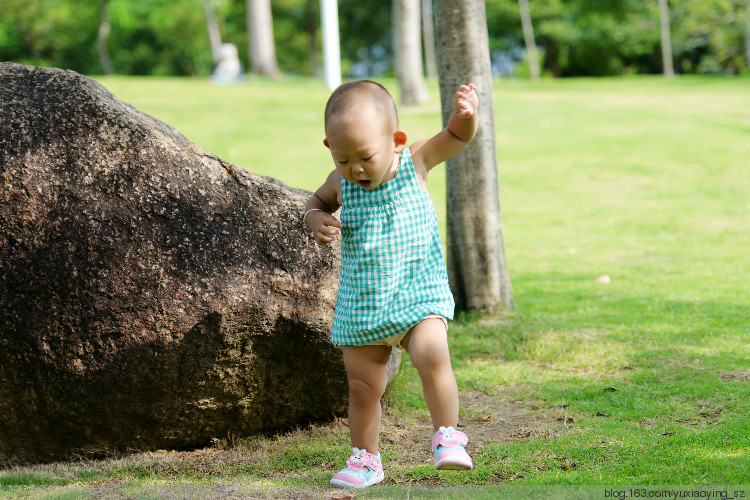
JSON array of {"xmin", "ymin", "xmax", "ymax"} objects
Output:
[
  {"xmin": 721, "ymin": 370, "xmax": 750, "ymax": 382},
  {"xmin": 459, "ymin": 390, "xmax": 564, "ymax": 445},
  {"xmin": 378, "ymin": 389, "xmax": 566, "ymax": 469}
]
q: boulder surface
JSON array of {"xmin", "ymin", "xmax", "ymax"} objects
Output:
[{"xmin": 0, "ymin": 63, "xmax": 382, "ymax": 464}]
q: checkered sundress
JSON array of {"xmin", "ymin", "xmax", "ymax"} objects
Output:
[{"xmin": 331, "ymin": 148, "xmax": 455, "ymax": 345}]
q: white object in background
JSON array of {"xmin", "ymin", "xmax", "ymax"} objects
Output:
[{"xmin": 321, "ymin": 0, "xmax": 342, "ymax": 90}]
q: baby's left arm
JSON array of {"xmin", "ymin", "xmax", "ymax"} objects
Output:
[{"xmin": 410, "ymin": 83, "xmax": 479, "ymax": 173}]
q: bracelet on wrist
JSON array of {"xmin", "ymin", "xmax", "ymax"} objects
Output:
[{"xmin": 303, "ymin": 208, "xmax": 324, "ymax": 231}]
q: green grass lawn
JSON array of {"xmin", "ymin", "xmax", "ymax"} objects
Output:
[{"xmin": 2, "ymin": 75, "xmax": 749, "ymax": 497}]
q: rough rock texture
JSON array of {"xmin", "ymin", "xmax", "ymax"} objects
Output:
[{"xmin": 0, "ymin": 63, "xmax": 398, "ymax": 464}]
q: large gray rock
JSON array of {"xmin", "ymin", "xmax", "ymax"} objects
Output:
[{"xmin": 0, "ymin": 63, "xmax": 398, "ymax": 464}]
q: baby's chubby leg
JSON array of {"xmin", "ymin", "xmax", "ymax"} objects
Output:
[
  {"xmin": 401, "ymin": 318, "xmax": 459, "ymax": 431},
  {"xmin": 342, "ymin": 344, "xmax": 393, "ymax": 454},
  {"xmin": 403, "ymin": 319, "xmax": 473, "ymax": 470}
]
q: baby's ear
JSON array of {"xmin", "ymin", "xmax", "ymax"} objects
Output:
[{"xmin": 393, "ymin": 130, "xmax": 407, "ymax": 152}]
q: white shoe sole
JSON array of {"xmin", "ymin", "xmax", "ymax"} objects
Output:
[
  {"xmin": 330, "ymin": 472, "xmax": 384, "ymax": 489},
  {"xmin": 435, "ymin": 457, "xmax": 473, "ymax": 470}
]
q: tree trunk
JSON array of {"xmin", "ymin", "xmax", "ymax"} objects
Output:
[
  {"xmin": 745, "ymin": 0, "xmax": 750, "ymax": 71},
  {"xmin": 518, "ymin": 0, "xmax": 540, "ymax": 81},
  {"xmin": 544, "ymin": 39, "xmax": 561, "ymax": 77},
  {"xmin": 305, "ymin": 0, "xmax": 319, "ymax": 76},
  {"xmin": 393, "ymin": 0, "xmax": 429, "ymax": 105},
  {"xmin": 658, "ymin": 0, "xmax": 675, "ymax": 78},
  {"xmin": 203, "ymin": 1, "xmax": 223, "ymax": 62},
  {"xmin": 422, "ymin": 0, "xmax": 438, "ymax": 79},
  {"xmin": 320, "ymin": 0, "xmax": 341, "ymax": 89},
  {"xmin": 96, "ymin": 0, "xmax": 114, "ymax": 75},
  {"xmin": 247, "ymin": 0, "xmax": 280, "ymax": 76},
  {"xmin": 433, "ymin": 0, "xmax": 513, "ymax": 313}
]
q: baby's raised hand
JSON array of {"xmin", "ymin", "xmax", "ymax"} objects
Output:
[{"xmin": 454, "ymin": 83, "xmax": 478, "ymax": 119}]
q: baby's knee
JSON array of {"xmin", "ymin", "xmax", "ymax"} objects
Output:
[
  {"xmin": 411, "ymin": 344, "xmax": 452, "ymax": 373},
  {"xmin": 347, "ymin": 376, "xmax": 385, "ymax": 400}
]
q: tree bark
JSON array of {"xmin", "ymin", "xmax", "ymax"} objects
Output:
[
  {"xmin": 305, "ymin": 0, "xmax": 319, "ymax": 76},
  {"xmin": 393, "ymin": 0, "xmax": 429, "ymax": 105},
  {"xmin": 247, "ymin": 0, "xmax": 280, "ymax": 76},
  {"xmin": 658, "ymin": 0, "xmax": 675, "ymax": 77},
  {"xmin": 433, "ymin": 0, "xmax": 513, "ymax": 313},
  {"xmin": 544, "ymin": 39, "xmax": 561, "ymax": 77},
  {"xmin": 203, "ymin": 1, "xmax": 223, "ymax": 62},
  {"xmin": 422, "ymin": 0, "xmax": 438, "ymax": 79},
  {"xmin": 518, "ymin": 0, "xmax": 540, "ymax": 81},
  {"xmin": 96, "ymin": 0, "xmax": 114, "ymax": 75}
]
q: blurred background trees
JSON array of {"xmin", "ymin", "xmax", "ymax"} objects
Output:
[{"xmin": 0, "ymin": 0, "xmax": 748, "ymax": 78}]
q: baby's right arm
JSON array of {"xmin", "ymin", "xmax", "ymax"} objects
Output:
[{"xmin": 304, "ymin": 170, "xmax": 342, "ymax": 246}]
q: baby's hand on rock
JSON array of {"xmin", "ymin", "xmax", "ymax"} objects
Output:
[{"xmin": 307, "ymin": 211, "xmax": 341, "ymax": 246}]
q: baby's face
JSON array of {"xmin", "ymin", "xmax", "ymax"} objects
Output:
[{"xmin": 324, "ymin": 109, "xmax": 402, "ymax": 190}]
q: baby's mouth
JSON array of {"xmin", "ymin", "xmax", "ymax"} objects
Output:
[{"xmin": 358, "ymin": 179, "xmax": 372, "ymax": 188}]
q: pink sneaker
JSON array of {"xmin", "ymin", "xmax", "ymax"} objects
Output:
[
  {"xmin": 432, "ymin": 426, "xmax": 473, "ymax": 470},
  {"xmin": 330, "ymin": 448, "xmax": 384, "ymax": 489}
]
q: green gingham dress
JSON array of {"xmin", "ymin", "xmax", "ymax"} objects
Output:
[{"xmin": 331, "ymin": 148, "xmax": 455, "ymax": 345}]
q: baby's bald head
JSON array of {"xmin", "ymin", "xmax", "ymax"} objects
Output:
[{"xmin": 324, "ymin": 80, "xmax": 399, "ymax": 134}]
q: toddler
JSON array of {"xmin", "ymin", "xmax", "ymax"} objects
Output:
[{"xmin": 303, "ymin": 80, "xmax": 478, "ymax": 489}]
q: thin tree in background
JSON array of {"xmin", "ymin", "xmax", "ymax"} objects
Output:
[
  {"xmin": 393, "ymin": 0, "xmax": 429, "ymax": 104},
  {"xmin": 422, "ymin": 0, "xmax": 438, "ymax": 79},
  {"xmin": 247, "ymin": 0, "xmax": 279, "ymax": 76},
  {"xmin": 658, "ymin": 0, "xmax": 675, "ymax": 77},
  {"xmin": 97, "ymin": 0, "xmax": 113, "ymax": 75},
  {"xmin": 320, "ymin": 0, "xmax": 341, "ymax": 89},
  {"xmin": 518, "ymin": 0, "xmax": 540, "ymax": 81},
  {"xmin": 432, "ymin": 0, "xmax": 513, "ymax": 313},
  {"xmin": 305, "ymin": 0, "xmax": 319, "ymax": 77},
  {"xmin": 203, "ymin": 1, "xmax": 223, "ymax": 63},
  {"xmin": 745, "ymin": 0, "xmax": 750, "ymax": 70}
]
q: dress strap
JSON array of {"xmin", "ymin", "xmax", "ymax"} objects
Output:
[{"xmin": 395, "ymin": 148, "xmax": 420, "ymax": 189}]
